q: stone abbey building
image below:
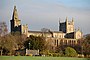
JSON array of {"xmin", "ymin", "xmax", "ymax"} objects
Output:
[{"xmin": 10, "ymin": 6, "xmax": 83, "ymax": 49}]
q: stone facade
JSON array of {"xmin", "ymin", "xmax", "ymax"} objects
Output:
[{"xmin": 10, "ymin": 6, "xmax": 83, "ymax": 48}]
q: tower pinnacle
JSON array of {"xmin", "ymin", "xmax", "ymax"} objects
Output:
[
  {"xmin": 12, "ymin": 6, "xmax": 19, "ymax": 20},
  {"xmin": 72, "ymin": 17, "xmax": 74, "ymax": 22},
  {"xmin": 59, "ymin": 18, "xmax": 60, "ymax": 23},
  {"xmin": 66, "ymin": 17, "xmax": 68, "ymax": 22}
]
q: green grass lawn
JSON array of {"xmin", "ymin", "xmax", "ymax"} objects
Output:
[{"xmin": 0, "ymin": 56, "xmax": 90, "ymax": 60}]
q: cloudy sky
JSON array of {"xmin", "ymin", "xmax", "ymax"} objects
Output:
[{"xmin": 0, "ymin": 0, "xmax": 90, "ymax": 35}]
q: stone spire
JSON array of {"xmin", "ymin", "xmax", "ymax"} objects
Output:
[{"xmin": 12, "ymin": 6, "xmax": 19, "ymax": 20}]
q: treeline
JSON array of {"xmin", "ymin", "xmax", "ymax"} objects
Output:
[
  {"xmin": 0, "ymin": 32, "xmax": 27, "ymax": 55},
  {"xmin": 0, "ymin": 22, "xmax": 90, "ymax": 57},
  {"xmin": 0, "ymin": 32, "xmax": 90, "ymax": 57}
]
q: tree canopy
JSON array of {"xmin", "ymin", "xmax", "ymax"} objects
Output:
[{"xmin": 24, "ymin": 35, "xmax": 46, "ymax": 51}]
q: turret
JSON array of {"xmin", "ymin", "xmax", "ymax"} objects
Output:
[{"xmin": 72, "ymin": 17, "xmax": 74, "ymax": 22}]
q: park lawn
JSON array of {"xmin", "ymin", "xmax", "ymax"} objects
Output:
[{"xmin": 0, "ymin": 56, "xmax": 90, "ymax": 60}]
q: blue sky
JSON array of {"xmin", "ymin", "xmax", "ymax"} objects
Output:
[{"xmin": 0, "ymin": 0, "xmax": 90, "ymax": 34}]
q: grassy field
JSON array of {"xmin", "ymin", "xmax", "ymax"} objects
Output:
[{"xmin": 0, "ymin": 56, "xmax": 90, "ymax": 60}]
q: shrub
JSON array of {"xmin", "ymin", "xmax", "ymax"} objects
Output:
[{"xmin": 65, "ymin": 47, "xmax": 77, "ymax": 57}]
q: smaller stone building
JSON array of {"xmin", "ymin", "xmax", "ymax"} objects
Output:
[{"xmin": 26, "ymin": 49, "xmax": 39, "ymax": 56}]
